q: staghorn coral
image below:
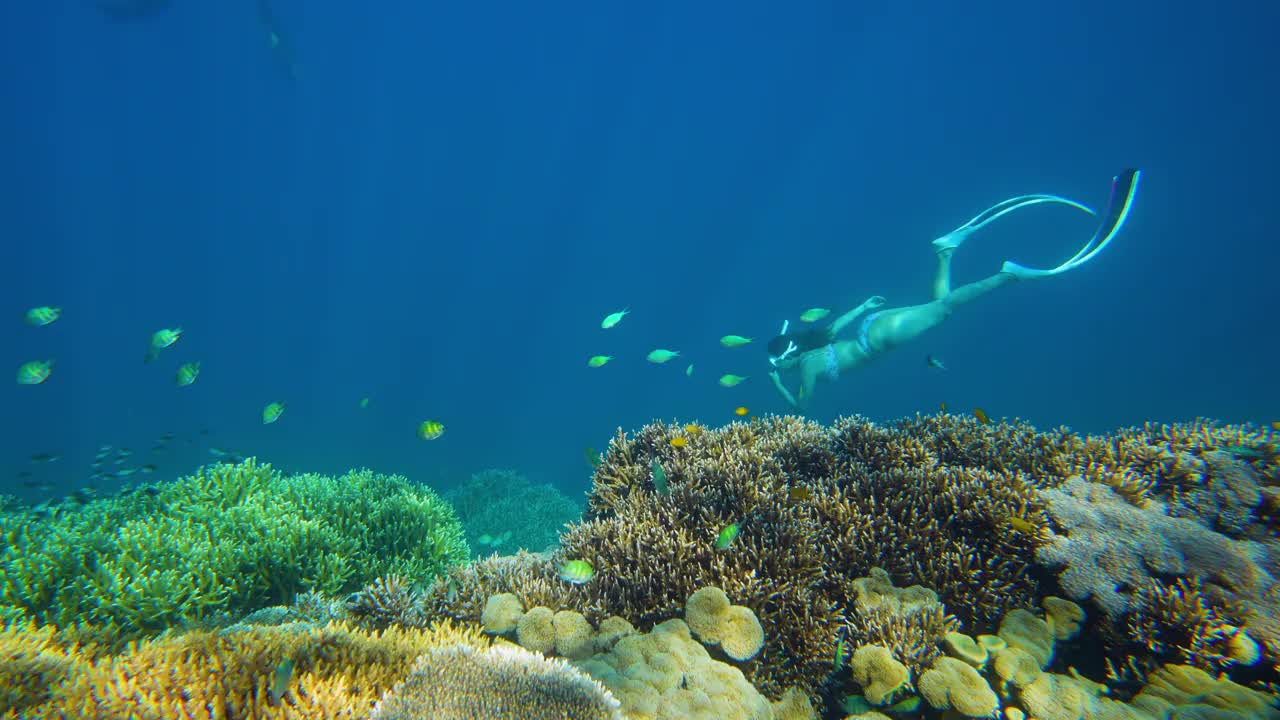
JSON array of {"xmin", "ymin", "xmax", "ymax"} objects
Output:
[
  {"xmin": 416, "ymin": 413, "xmax": 1062, "ymax": 699},
  {"xmin": 2, "ymin": 617, "xmax": 491, "ymax": 720},
  {"xmin": 0, "ymin": 460, "xmax": 469, "ymax": 647},
  {"xmin": 846, "ymin": 567, "xmax": 958, "ymax": 672},
  {"xmin": 370, "ymin": 642, "xmax": 623, "ymax": 720},
  {"xmin": 445, "ymin": 468, "xmax": 583, "ymax": 556},
  {"xmin": 344, "ymin": 575, "xmax": 428, "ymax": 630},
  {"xmin": 1120, "ymin": 577, "xmax": 1244, "ymax": 674}
]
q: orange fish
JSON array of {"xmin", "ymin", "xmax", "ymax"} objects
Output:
[
  {"xmin": 973, "ymin": 408, "xmax": 990, "ymax": 425},
  {"xmin": 670, "ymin": 436, "xmax": 688, "ymax": 448},
  {"xmin": 734, "ymin": 406, "xmax": 750, "ymax": 417}
]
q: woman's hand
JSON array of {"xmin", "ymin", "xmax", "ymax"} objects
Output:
[{"xmin": 865, "ymin": 295, "xmax": 886, "ymax": 309}]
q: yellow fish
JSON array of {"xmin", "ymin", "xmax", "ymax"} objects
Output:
[
  {"xmin": 418, "ymin": 419, "xmax": 445, "ymax": 440},
  {"xmin": 262, "ymin": 401, "xmax": 286, "ymax": 424},
  {"xmin": 587, "ymin": 355, "xmax": 612, "ymax": 368},
  {"xmin": 1271, "ymin": 421, "xmax": 1280, "ymax": 431},
  {"xmin": 16, "ymin": 360, "xmax": 53, "ymax": 385},
  {"xmin": 175, "ymin": 362, "xmax": 201, "ymax": 387},
  {"xmin": 601, "ymin": 309, "xmax": 629, "ymax": 329},
  {"xmin": 719, "ymin": 374, "xmax": 748, "ymax": 387},
  {"xmin": 720, "ymin": 335, "xmax": 752, "ymax": 348},
  {"xmin": 973, "ymin": 408, "xmax": 990, "ymax": 425},
  {"xmin": 647, "ymin": 349, "xmax": 680, "ymax": 364},
  {"xmin": 670, "ymin": 436, "xmax": 688, "ymax": 448},
  {"xmin": 683, "ymin": 423, "xmax": 703, "ymax": 434},
  {"xmin": 24, "ymin": 306, "xmax": 61, "ymax": 326},
  {"xmin": 799, "ymin": 308, "xmax": 830, "ymax": 323},
  {"xmin": 558, "ymin": 559, "xmax": 595, "ymax": 584},
  {"xmin": 734, "ymin": 406, "xmax": 750, "ymax": 416}
]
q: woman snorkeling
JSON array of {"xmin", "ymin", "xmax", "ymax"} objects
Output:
[{"xmin": 767, "ymin": 169, "xmax": 1142, "ymax": 409}]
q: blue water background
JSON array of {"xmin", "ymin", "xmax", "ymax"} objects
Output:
[{"xmin": 1, "ymin": 1, "xmax": 1276, "ymax": 502}]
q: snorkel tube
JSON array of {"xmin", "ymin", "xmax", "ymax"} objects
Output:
[{"xmin": 768, "ymin": 320, "xmax": 799, "ymax": 368}]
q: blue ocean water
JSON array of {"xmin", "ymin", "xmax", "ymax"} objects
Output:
[{"xmin": 1, "ymin": 0, "xmax": 1275, "ymax": 504}]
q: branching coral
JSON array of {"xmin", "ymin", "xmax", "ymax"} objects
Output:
[
  {"xmin": 445, "ymin": 469, "xmax": 583, "ymax": 556},
  {"xmin": 2, "ymin": 618, "xmax": 491, "ymax": 720},
  {"xmin": 417, "ymin": 414, "xmax": 1060, "ymax": 699},
  {"xmin": 0, "ymin": 460, "xmax": 469, "ymax": 646}
]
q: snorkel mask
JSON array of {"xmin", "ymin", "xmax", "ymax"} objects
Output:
[{"xmin": 768, "ymin": 320, "xmax": 799, "ymax": 367}]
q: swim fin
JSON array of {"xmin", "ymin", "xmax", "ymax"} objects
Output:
[
  {"xmin": 1001, "ymin": 169, "xmax": 1142, "ymax": 279},
  {"xmin": 932, "ymin": 193, "xmax": 1096, "ymax": 253}
]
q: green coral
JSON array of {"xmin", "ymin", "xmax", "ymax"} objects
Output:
[
  {"xmin": 0, "ymin": 459, "xmax": 468, "ymax": 643},
  {"xmin": 444, "ymin": 469, "xmax": 582, "ymax": 556}
]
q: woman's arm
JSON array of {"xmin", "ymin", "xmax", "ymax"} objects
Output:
[
  {"xmin": 830, "ymin": 295, "xmax": 886, "ymax": 336},
  {"xmin": 769, "ymin": 371, "xmax": 799, "ymax": 408}
]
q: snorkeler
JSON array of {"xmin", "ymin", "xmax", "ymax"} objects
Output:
[{"xmin": 767, "ymin": 169, "xmax": 1142, "ymax": 409}]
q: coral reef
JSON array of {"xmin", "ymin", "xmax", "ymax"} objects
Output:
[
  {"xmin": 0, "ymin": 459, "xmax": 469, "ymax": 645},
  {"xmin": 574, "ymin": 619, "xmax": 812, "ymax": 720},
  {"xmin": 445, "ymin": 468, "xmax": 583, "ymax": 555},
  {"xmin": 1038, "ymin": 475, "xmax": 1271, "ymax": 620},
  {"xmin": 419, "ymin": 414, "xmax": 1059, "ymax": 698},
  {"xmin": 370, "ymin": 643, "xmax": 623, "ymax": 720},
  {"xmin": 0, "ymin": 617, "xmax": 492, "ymax": 719}
]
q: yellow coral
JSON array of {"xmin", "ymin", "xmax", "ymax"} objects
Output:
[
  {"xmin": 554, "ymin": 610, "xmax": 596, "ymax": 660},
  {"xmin": 574, "ymin": 619, "xmax": 775, "ymax": 720},
  {"xmin": 517, "ymin": 606, "xmax": 557, "ymax": 654},
  {"xmin": 997, "ymin": 609, "xmax": 1054, "ymax": 669},
  {"xmin": 917, "ymin": 656, "xmax": 999, "ymax": 718},
  {"xmin": 594, "ymin": 616, "xmax": 636, "ymax": 652},
  {"xmin": 1041, "ymin": 596, "xmax": 1085, "ymax": 642},
  {"xmin": 480, "ymin": 592, "xmax": 524, "ymax": 634},
  {"xmin": 685, "ymin": 587, "xmax": 732, "ymax": 645},
  {"xmin": 991, "ymin": 646, "xmax": 1041, "ymax": 690},
  {"xmin": 683, "ymin": 587, "xmax": 765, "ymax": 662},
  {"xmin": 1131, "ymin": 664, "xmax": 1280, "ymax": 718},
  {"xmin": 942, "ymin": 632, "xmax": 988, "ymax": 668},
  {"xmin": 4, "ymin": 619, "xmax": 491, "ymax": 720},
  {"xmin": 848, "ymin": 645, "xmax": 909, "ymax": 706}
]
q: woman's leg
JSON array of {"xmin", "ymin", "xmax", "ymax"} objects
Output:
[
  {"xmin": 871, "ymin": 267, "xmax": 1015, "ymax": 351},
  {"xmin": 932, "ymin": 247, "xmax": 954, "ymax": 301}
]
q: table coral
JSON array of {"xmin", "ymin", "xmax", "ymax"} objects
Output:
[
  {"xmin": 370, "ymin": 643, "xmax": 623, "ymax": 720},
  {"xmin": 1036, "ymin": 476, "xmax": 1269, "ymax": 619}
]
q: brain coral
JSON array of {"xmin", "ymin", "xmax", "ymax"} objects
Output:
[
  {"xmin": 421, "ymin": 414, "xmax": 1055, "ymax": 697},
  {"xmin": 0, "ymin": 459, "xmax": 469, "ymax": 645}
]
